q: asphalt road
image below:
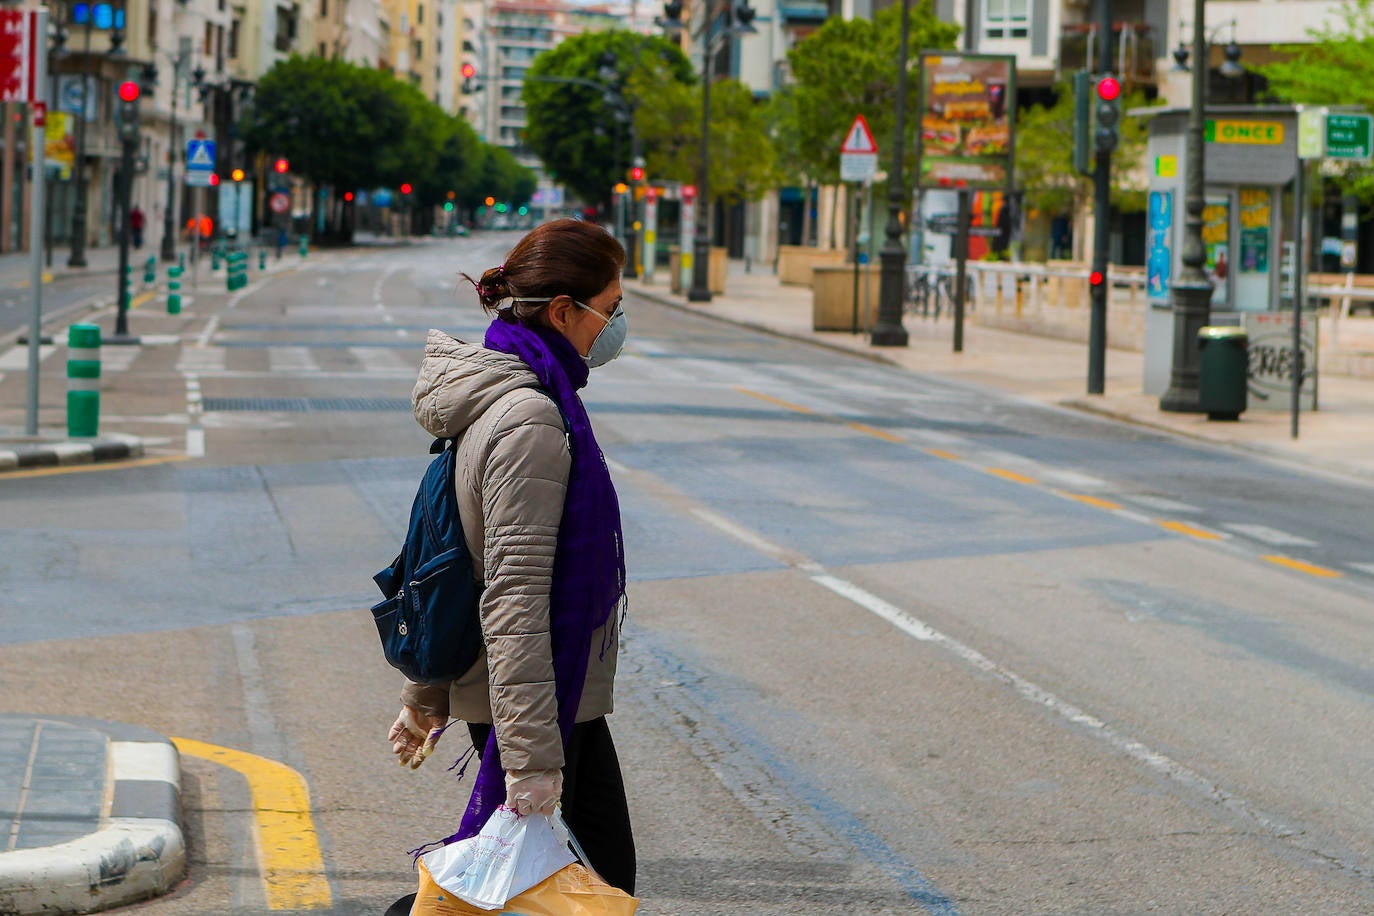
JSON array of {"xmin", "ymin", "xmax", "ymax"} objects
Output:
[{"xmin": 2, "ymin": 234, "xmax": 1373, "ymax": 914}]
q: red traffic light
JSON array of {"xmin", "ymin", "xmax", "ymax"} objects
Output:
[
  {"xmin": 274, "ymin": 158, "xmax": 289, "ymax": 173},
  {"xmin": 629, "ymin": 166, "xmax": 644, "ymax": 182},
  {"xmin": 117, "ymin": 81, "xmax": 140, "ymax": 102},
  {"xmin": 209, "ymin": 173, "xmax": 220, "ymax": 186},
  {"xmin": 400, "ymin": 183, "xmax": 413, "ymax": 195},
  {"xmin": 1096, "ymin": 76, "xmax": 1121, "ymax": 102},
  {"xmin": 461, "ymin": 63, "xmax": 476, "ymax": 79},
  {"xmin": 1089, "ymin": 270, "xmax": 1105, "ymax": 286},
  {"xmin": 344, "ymin": 191, "xmax": 354, "ymax": 202}
]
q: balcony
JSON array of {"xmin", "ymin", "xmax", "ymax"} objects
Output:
[{"xmin": 1059, "ymin": 22, "xmax": 1157, "ymax": 86}]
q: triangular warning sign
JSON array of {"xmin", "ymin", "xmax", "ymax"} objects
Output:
[
  {"xmin": 187, "ymin": 142, "xmax": 214, "ymax": 167},
  {"xmin": 841, "ymin": 114, "xmax": 877, "ymax": 154}
]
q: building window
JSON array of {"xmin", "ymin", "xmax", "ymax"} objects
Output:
[
  {"xmin": 983, "ymin": 0, "xmax": 1028, "ymax": 39},
  {"xmin": 418, "ymin": 4, "xmax": 424, "ymax": 25},
  {"xmin": 320, "ymin": 0, "xmax": 328, "ymax": 16},
  {"xmin": 413, "ymin": 38, "xmax": 423, "ymax": 60},
  {"xmin": 229, "ymin": 17, "xmax": 240, "ymax": 58}
]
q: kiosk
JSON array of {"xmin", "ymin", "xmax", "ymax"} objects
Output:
[{"xmin": 1140, "ymin": 105, "xmax": 1299, "ymax": 397}]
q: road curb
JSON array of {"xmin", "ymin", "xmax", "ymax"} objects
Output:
[
  {"xmin": 0, "ymin": 433, "xmax": 144, "ymax": 473},
  {"xmin": 0, "ymin": 716, "xmax": 186, "ymax": 916}
]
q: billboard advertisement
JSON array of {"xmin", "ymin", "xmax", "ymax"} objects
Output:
[{"xmin": 917, "ymin": 53, "xmax": 1015, "ymax": 191}]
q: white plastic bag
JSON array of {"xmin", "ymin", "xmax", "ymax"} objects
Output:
[{"xmin": 420, "ymin": 807, "xmax": 577, "ymax": 910}]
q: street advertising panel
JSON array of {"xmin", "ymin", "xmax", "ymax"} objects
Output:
[{"xmin": 916, "ymin": 53, "xmax": 1016, "ymax": 191}]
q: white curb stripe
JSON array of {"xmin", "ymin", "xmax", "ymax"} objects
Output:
[{"xmin": 111, "ymin": 742, "xmax": 180, "ymax": 790}]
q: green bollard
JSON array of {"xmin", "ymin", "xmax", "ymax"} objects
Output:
[
  {"xmin": 167, "ymin": 266, "xmax": 183, "ymax": 315},
  {"xmin": 259, "ymin": 248, "xmax": 267, "ymax": 270},
  {"xmin": 143, "ymin": 256, "xmax": 156, "ymax": 285},
  {"xmin": 299, "ymin": 234, "xmax": 308, "ymax": 258},
  {"xmin": 66, "ymin": 324, "xmax": 101, "ymax": 437},
  {"xmin": 179, "ymin": 251, "xmax": 186, "ymax": 271},
  {"xmin": 211, "ymin": 247, "xmax": 221, "ymax": 271}
]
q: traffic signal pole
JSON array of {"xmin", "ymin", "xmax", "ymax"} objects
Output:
[{"xmin": 1087, "ymin": 0, "xmax": 1113, "ymax": 394}]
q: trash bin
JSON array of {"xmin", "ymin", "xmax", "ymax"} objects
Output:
[{"xmin": 1198, "ymin": 326, "xmax": 1248, "ymax": 421}]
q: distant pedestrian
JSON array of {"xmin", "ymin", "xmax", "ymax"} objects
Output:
[
  {"xmin": 387, "ymin": 218, "xmax": 636, "ymax": 895},
  {"xmin": 129, "ymin": 206, "xmax": 145, "ymax": 249}
]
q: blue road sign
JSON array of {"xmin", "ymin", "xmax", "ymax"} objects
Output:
[{"xmin": 186, "ymin": 139, "xmax": 216, "ymax": 171}]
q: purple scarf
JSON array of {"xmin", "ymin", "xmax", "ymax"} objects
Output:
[{"xmin": 449, "ymin": 318, "xmax": 626, "ymax": 841}]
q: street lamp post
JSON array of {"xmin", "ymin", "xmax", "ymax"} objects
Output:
[
  {"xmin": 871, "ymin": 0, "xmax": 912, "ymax": 347},
  {"xmin": 1160, "ymin": 0, "xmax": 1243, "ymax": 412},
  {"xmin": 159, "ymin": 47, "xmax": 190, "ymax": 262},
  {"xmin": 685, "ymin": 0, "xmax": 755, "ymax": 303}
]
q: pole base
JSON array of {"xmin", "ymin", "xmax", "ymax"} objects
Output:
[
  {"xmin": 686, "ymin": 287, "xmax": 712, "ymax": 303},
  {"xmin": 103, "ymin": 334, "xmax": 142, "ymax": 346},
  {"xmin": 1159, "ymin": 389, "xmax": 1203, "ymax": 413},
  {"xmin": 870, "ymin": 324, "xmax": 909, "ymax": 347}
]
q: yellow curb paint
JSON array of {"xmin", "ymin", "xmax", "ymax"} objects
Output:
[
  {"xmin": 130, "ymin": 290, "xmax": 156, "ymax": 310},
  {"xmin": 845, "ymin": 421, "xmax": 904, "ymax": 442},
  {"xmin": 0, "ymin": 454, "xmax": 189, "ymax": 480},
  {"xmin": 986, "ymin": 467, "xmax": 1038, "ymax": 485},
  {"xmin": 924, "ymin": 448, "xmax": 963, "ymax": 461},
  {"xmin": 734, "ymin": 386, "xmax": 815, "ymax": 414},
  {"xmin": 1159, "ymin": 520, "xmax": 1224, "ymax": 541},
  {"xmin": 1063, "ymin": 493, "xmax": 1122, "ymax": 510},
  {"xmin": 1262, "ymin": 555, "xmax": 1343, "ymax": 578},
  {"xmin": 172, "ymin": 737, "xmax": 332, "ymax": 910}
]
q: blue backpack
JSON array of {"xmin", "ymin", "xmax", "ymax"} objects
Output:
[{"xmin": 371, "ymin": 438, "xmax": 484, "ymax": 684}]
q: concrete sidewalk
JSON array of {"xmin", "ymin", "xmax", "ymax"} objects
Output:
[
  {"xmin": 0, "ymin": 245, "xmax": 125, "ymax": 289},
  {"xmin": 627, "ymin": 261, "xmax": 1374, "ymax": 484},
  {"xmin": 0, "ymin": 715, "xmax": 184, "ymax": 916}
]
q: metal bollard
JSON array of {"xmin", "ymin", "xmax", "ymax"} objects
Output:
[
  {"xmin": 167, "ymin": 265, "xmax": 183, "ymax": 315},
  {"xmin": 66, "ymin": 324, "xmax": 101, "ymax": 437}
]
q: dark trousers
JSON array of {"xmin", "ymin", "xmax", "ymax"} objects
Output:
[{"xmin": 468, "ymin": 716, "xmax": 636, "ymax": 895}]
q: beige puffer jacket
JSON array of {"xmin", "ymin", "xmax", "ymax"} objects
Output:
[{"xmin": 400, "ymin": 329, "xmax": 618, "ymax": 773}]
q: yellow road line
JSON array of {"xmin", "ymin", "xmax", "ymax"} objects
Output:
[
  {"xmin": 130, "ymin": 290, "xmax": 156, "ymax": 310},
  {"xmin": 985, "ymin": 467, "xmax": 1038, "ymax": 485},
  {"xmin": 1158, "ymin": 520, "xmax": 1224, "ymax": 541},
  {"xmin": 173, "ymin": 737, "xmax": 332, "ymax": 910},
  {"xmin": 734, "ymin": 386, "xmax": 815, "ymax": 414},
  {"xmin": 845, "ymin": 421, "xmax": 904, "ymax": 442},
  {"xmin": 1263, "ymin": 555, "xmax": 1343, "ymax": 578},
  {"xmin": 924, "ymin": 448, "xmax": 963, "ymax": 461},
  {"xmin": 0, "ymin": 454, "xmax": 189, "ymax": 480},
  {"xmin": 1062, "ymin": 492, "xmax": 1122, "ymax": 510}
]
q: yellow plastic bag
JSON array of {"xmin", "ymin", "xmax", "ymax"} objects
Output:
[{"xmin": 411, "ymin": 860, "xmax": 638, "ymax": 916}]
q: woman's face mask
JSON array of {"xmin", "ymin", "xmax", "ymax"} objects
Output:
[{"xmin": 571, "ymin": 300, "xmax": 627, "ymax": 368}]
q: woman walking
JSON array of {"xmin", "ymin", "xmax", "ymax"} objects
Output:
[{"xmin": 387, "ymin": 218, "xmax": 635, "ymax": 895}]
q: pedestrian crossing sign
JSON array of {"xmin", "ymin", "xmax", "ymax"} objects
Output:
[{"xmin": 186, "ymin": 139, "xmax": 216, "ymax": 171}]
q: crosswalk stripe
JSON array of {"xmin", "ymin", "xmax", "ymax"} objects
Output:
[
  {"xmin": 0, "ymin": 345, "xmax": 55, "ymax": 370},
  {"xmin": 269, "ymin": 346, "xmax": 316, "ymax": 372}
]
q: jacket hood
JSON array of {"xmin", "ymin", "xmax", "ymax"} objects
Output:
[{"xmin": 412, "ymin": 329, "xmax": 539, "ymax": 439}]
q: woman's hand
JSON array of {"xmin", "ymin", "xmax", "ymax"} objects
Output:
[
  {"xmin": 388, "ymin": 706, "xmax": 448, "ymax": 769},
  {"xmin": 504, "ymin": 768, "xmax": 563, "ymax": 815}
]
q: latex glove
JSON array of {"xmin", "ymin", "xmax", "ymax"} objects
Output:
[
  {"xmin": 388, "ymin": 706, "xmax": 448, "ymax": 769},
  {"xmin": 504, "ymin": 768, "xmax": 563, "ymax": 816}
]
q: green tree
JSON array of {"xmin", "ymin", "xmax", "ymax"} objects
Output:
[
  {"xmin": 523, "ymin": 29, "xmax": 693, "ymax": 208},
  {"xmin": 1014, "ymin": 81, "xmax": 1154, "ymax": 220},
  {"xmin": 785, "ymin": 3, "xmax": 959, "ymax": 187},
  {"xmin": 1256, "ymin": 0, "xmax": 1374, "ymax": 198}
]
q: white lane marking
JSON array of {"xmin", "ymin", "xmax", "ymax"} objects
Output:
[
  {"xmin": 196, "ymin": 314, "xmax": 221, "ymax": 348},
  {"xmin": 1123, "ymin": 494, "xmax": 1202, "ymax": 514},
  {"xmin": 0, "ymin": 345, "xmax": 55, "ymax": 370},
  {"xmin": 1349, "ymin": 563, "xmax": 1374, "ymax": 577},
  {"xmin": 184, "ymin": 374, "xmax": 205, "ymax": 458},
  {"xmin": 268, "ymin": 346, "xmax": 316, "ymax": 372},
  {"xmin": 1040, "ymin": 469, "xmax": 1111, "ymax": 491},
  {"xmin": 1222, "ymin": 524, "xmax": 1317, "ymax": 547},
  {"xmin": 687, "ymin": 506, "xmax": 1304, "ymax": 853}
]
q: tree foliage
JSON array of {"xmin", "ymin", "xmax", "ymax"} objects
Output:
[
  {"xmin": 1014, "ymin": 82, "xmax": 1154, "ymax": 217},
  {"xmin": 1255, "ymin": 0, "xmax": 1374, "ymax": 199},
  {"xmin": 242, "ymin": 55, "xmax": 535, "ymax": 217},
  {"xmin": 523, "ymin": 30, "xmax": 693, "ymax": 207},
  {"xmin": 783, "ymin": 3, "xmax": 959, "ymax": 186}
]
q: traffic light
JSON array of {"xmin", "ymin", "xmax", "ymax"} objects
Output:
[
  {"xmin": 1089, "ymin": 269, "xmax": 1105, "ymax": 288},
  {"xmin": 443, "ymin": 202, "xmax": 454, "ymax": 212},
  {"xmin": 1072, "ymin": 71, "xmax": 1093, "ymax": 176},
  {"xmin": 400, "ymin": 183, "xmax": 413, "ymax": 195},
  {"xmin": 629, "ymin": 166, "xmax": 645, "ymax": 182},
  {"xmin": 274, "ymin": 158, "xmax": 289, "ymax": 174},
  {"xmin": 461, "ymin": 63, "xmax": 476, "ymax": 93},
  {"xmin": 209, "ymin": 173, "xmax": 220, "ymax": 187},
  {"xmin": 484, "ymin": 196, "xmax": 495, "ymax": 207},
  {"xmin": 230, "ymin": 168, "xmax": 245, "ymax": 182},
  {"xmin": 116, "ymin": 80, "xmax": 140, "ymax": 143},
  {"xmin": 1094, "ymin": 75, "xmax": 1121, "ymax": 154},
  {"xmin": 613, "ymin": 182, "xmax": 628, "ymax": 195}
]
